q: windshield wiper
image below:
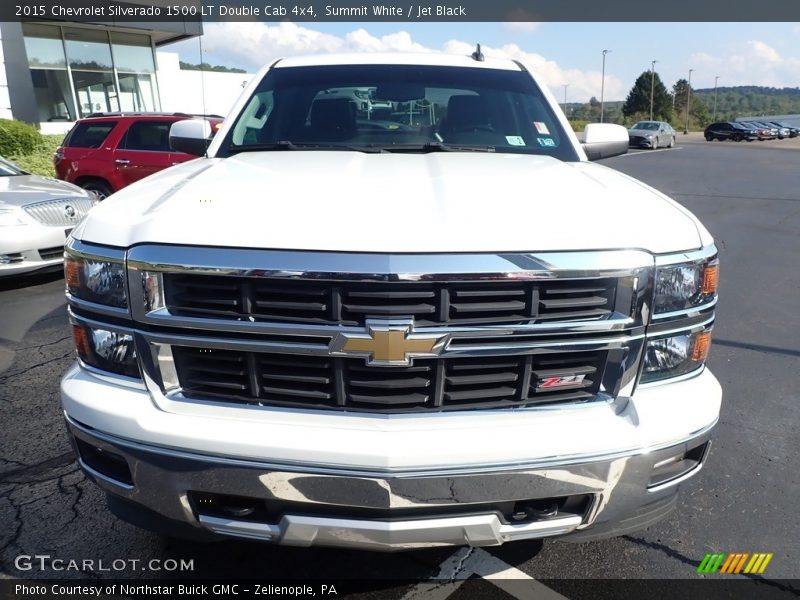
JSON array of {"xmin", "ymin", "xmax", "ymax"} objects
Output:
[
  {"xmin": 228, "ymin": 141, "xmax": 384, "ymax": 154},
  {"xmin": 378, "ymin": 142, "xmax": 496, "ymax": 153}
]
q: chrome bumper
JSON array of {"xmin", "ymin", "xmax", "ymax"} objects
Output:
[
  {"xmin": 198, "ymin": 513, "xmax": 583, "ymax": 550},
  {"xmin": 66, "ymin": 415, "xmax": 714, "ymax": 550}
]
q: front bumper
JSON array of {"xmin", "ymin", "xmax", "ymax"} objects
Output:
[
  {"xmin": 62, "ymin": 364, "xmax": 721, "ymax": 550},
  {"xmin": 0, "ymin": 223, "xmax": 69, "ymax": 276}
]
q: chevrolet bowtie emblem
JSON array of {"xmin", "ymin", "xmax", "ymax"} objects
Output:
[{"xmin": 329, "ymin": 320, "xmax": 449, "ymax": 366}]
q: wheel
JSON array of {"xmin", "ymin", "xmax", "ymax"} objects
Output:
[
  {"xmin": 732, "ymin": 134, "xmax": 742, "ymax": 142},
  {"xmin": 667, "ymin": 136, "xmax": 675, "ymax": 148},
  {"xmin": 652, "ymin": 137, "xmax": 659, "ymax": 149},
  {"xmin": 705, "ymin": 134, "xmax": 713, "ymax": 141},
  {"xmin": 80, "ymin": 180, "xmax": 113, "ymax": 200}
]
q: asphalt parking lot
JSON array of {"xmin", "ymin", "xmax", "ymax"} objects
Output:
[{"xmin": 1, "ymin": 140, "xmax": 798, "ymax": 596}]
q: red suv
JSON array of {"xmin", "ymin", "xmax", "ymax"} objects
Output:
[{"xmin": 54, "ymin": 113, "xmax": 223, "ymax": 199}]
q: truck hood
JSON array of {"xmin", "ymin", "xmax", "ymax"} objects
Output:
[{"xmin": 78, "ymin": 152, "xmax": 707, "ymax": 254}]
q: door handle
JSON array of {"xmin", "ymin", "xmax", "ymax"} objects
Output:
[{"xmin": 114, "ymin": 159, "xmax": 130, "ymax": 165}]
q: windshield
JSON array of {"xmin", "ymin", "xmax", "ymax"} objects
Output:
[
  {"xmin": 220, "ymin": 64, "xmax": 579, "ymax": 160},
  {"xmin": 632, "ymin": 122, "xmax": 660, "ymax": 130},
  {"xmin": 0, "ymin": 156, "xmax": 25, "ymax": 176}
]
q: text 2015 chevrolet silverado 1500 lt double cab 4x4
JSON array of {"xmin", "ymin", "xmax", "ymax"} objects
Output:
[{"xmin": 61, "ymin": 51, "xmax": 721, "ymax": 550}]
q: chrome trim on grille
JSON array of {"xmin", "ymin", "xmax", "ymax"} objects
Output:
[
  {"xmin": 127, "ymin": 245, "xmax": 655, "ymax": 280},
  {"xmin": 24, "ymin": 197, "xmax": 93, "ymax": 227}
]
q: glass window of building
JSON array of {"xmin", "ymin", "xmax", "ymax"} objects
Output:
[
  {"xmin": 63, "ymin": 28, "xmax": 118, "ymax": 117},
  {"xmin": 111, "ymin": 33, "xmax": 158, "ymax": 112},
  {"xmin": 22, "ymin": 24, "xmax": 76, "ymax": 122},
  {"xmin": 22, "ymin": 25, "xmax": 161, "ymax": 122}
]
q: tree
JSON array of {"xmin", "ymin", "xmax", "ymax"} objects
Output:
[
  {"xmin": 622, "ymin": 71, "xmax": 673, "ymax": 121},
  {"xmin": 672, "ymin": 78, "xmax": 690, "ymax": 111},
  {"xmin": 672, "ymin": 79, "xmax": 712, "ymax": 130}
]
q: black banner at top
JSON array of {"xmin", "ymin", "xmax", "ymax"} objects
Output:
[{"xmin": 4, "ymin": 0, "xmax": 800, "ymax": 22}]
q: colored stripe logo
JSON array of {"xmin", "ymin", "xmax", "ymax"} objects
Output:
[{"xmin": 697, "ymin": 552, "xmax": 773, "ymax": 574}]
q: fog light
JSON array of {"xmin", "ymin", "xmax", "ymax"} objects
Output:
[
  {"xmin": 641, "ymin": 328, "xmax": 713, "ymax": 383},
  {"xmin": 72, "ymin": 324, "xmax": 139, "ymax": 378}
]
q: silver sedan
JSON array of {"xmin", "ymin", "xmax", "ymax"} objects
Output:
[
  {"xmin": 628, "ymin": 121, "xmax": 676, "ymax": 149},
  {"xmin": 0, "ymin": 157, "xmax": 95, "ymax": 276}
]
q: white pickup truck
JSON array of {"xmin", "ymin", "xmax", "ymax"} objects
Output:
[{"xmin": 61, "ymin": 51, "xmax": 721, "ymax": 550}]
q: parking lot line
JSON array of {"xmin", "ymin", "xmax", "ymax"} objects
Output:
[
  {"xmin": 614, "ymin": 147, "xmax": 684, "ymax": 158},
  {"xmin": 401, "ymin": 547, "xmax": 568, "ymax": 600}
]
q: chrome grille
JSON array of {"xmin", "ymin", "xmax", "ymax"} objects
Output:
[
  {"xmin": 0, "ymin": 253, "xmax": 24, "ymax": 264},
  {"xmin": 164, "ymin": 275, "xmax": 618, "ymax": 326},
  {"xmin": 123, "ymin": 245, "xmax": 653, "ymax": 415},
  {"xmin": 24, "ymin": 197, "xmax": 93, "ymax": 227},
  {"xmin": 171, "ymin": 346, "xmax": 608, "ymax": 412},
  {"xmin": 38, "ymin": 246, "xmax": 64, "ymax": 261}
]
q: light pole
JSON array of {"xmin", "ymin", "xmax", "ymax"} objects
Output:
[
  {"xmin": 713, "ymin": 75, "xmax": 719, "ymax": 122},
  {"xmin": 562, "ymin": 84, "xmax": 569, "ymax": 116},
  {"xmin": 684, "ymin": 68, "xmax": 694, "ymax": 134},
  {"xmin": 649, "ymin": 60, "xmax": 658, "ymax": 121},
  {"xmin": 600, "ymin": 49, "xmax": 610, "ymax": 123}
]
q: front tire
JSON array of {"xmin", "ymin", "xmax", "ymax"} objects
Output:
[
  {"xmin": 705, "ymin": 134, "xmax": 713, "ymax": 141},
  {"xmin": 668, "ymin": 136, "xmax": 675, "ymax": 148},
  {"xmin": 652, "ymin": 137, "xmax": 659, "ymax": 149},
  {"xmin": 80, "ymin": 180, "xmax": 113, "ymax": 200}
]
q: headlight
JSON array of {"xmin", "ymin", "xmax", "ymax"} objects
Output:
[
  {"xmin": 65, "ymin": 252, "xmax": 127, "ymax": 308},
  {"xmin": 645, "ymin": 134, "xmax": 654, "ymax": 139},
  {"xmin": 0, "ymin": 209, "xmax": 26, "ymax": 227},
  {"xmin": 641, "ymin": 329, "xmax": 712, "ymax": 383},
  {"xmin": 72, "ymin": 324, "xmax": 139, "ymax": 378},
  {"xmin": 653, "ymin": 258, "xmax": 718, "ymax": 315}
]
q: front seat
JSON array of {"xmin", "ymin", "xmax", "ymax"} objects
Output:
[
  {"xmin": 309, "ymin": 98, "xmax": 357, "ymax": 140},
  {"xmin": 439, "ymin": 95, "xmax": 493, "ymax": 141}
]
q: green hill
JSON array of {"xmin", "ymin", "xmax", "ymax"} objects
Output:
[{"xmin": 692, "ymin": 86, "xmax": 800, "ymax": 119}]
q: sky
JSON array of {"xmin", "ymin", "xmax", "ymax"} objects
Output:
[{"xmin": 163, "ymin": 22, "xmax": 800, "ymax": 102}]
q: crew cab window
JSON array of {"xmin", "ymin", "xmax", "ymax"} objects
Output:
[
  {"xmin": 223, "ymin": 64, "xmax": 578, "ymax": 161},
  {"xmin": 64, "ymin": 121, "xmax": 117, "ymax": 148},
  {"xmin": 121, "ymin": 121, "xmax": 171, "ymax": 152}
]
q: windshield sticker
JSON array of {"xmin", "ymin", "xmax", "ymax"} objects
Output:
[
  {"xmin": 534, "ymin": 121, "xmax": 550, "ymax": 135},
  {"xmin": 505, "ymin": 135, "xmax": 526, "ymax": 146},
  {"xmin": 537, "ymin": 137, "xmax": 556, "ymax": 147}
]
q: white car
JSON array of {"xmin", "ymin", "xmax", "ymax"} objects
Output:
[
  {"xmin": 0, "ymin": 157, "xmax": 94, "ymax": 276},
  {"xmin": 61, "ymin": 51, "xmax": 721, "ymax": 550}
]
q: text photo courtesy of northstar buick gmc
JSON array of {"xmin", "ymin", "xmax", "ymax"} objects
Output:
[{"xmin": 61, "ymin": 50, "xmax": 721, "ymax": 550}]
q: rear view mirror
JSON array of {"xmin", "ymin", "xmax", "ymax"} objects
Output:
[
  {"xmin": 581, "ymin": 123, "xmax": 629, "ymax": 161},
  {"xmin": 374, "ymin": 84, "xmax": 426, "ymax": 103},
  {"xmin": 169, "ymin": 119, "xmax": 213, "ymax": 156}
]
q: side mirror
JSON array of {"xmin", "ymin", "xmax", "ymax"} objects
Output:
[
  {"xmin": 581, "ymin": 123, "xmax": 629, "ymax": 161},
  {"xmin": 169, "ymin": 119, "xmax": 213, "ymax": 156}
]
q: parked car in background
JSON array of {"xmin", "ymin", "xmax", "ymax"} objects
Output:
[
  {"xmin": 0, "ymin": 156, "xmax": 94, "ymax": 276},
  {"xmin": 704, "ymin": 122, "xmax": 759, "ymax": 142},
  {"xmin": 54, "ymin": 113, "xmax": 223, "ymax": 199},
  {"xmin": 766, "ymin": 121, "xmax": 799, "ymax": 138},
  {"xmin": 627, "ymin": 121, "xmax": 676, "ymax": 149},
  {"xmin": 742, "ymin": 121, "xmax": 779, "ymax": 139}
]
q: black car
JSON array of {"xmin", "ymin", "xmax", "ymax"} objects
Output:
[{"xmin": 704, "ymin": 122, "xmax": 759, "ymax": 142}]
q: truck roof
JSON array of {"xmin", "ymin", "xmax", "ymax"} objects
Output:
[{"xmin": 274, "ymin": 52, "xmax": 523, "ymax": 71}]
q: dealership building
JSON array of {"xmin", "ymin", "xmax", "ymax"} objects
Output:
[{"xmin": 0, "ymin": 19, "xmax": 202, "ymax": 132}]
